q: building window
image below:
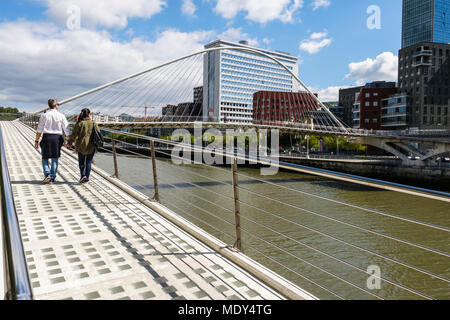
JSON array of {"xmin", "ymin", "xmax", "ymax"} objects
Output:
[{"xmin": 365, "ymin": 93, "xmax": 370, "ymax": 98}]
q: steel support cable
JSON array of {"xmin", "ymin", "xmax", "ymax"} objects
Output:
[
  {"xmin": 122, "ymin": 57, "xmax": 191, "ymax": 117},
  {"xmin": 108, "ymin": 64, "xmax": 174, "ymax": 118},
  {"xmin": 239, "ymin": 226, "xmax": 384, "ymax": 300},
  {"xmin": 98, "ymin": 127, "xmax": 450, "ymax": 202},
  {"xmin": 169, "ymin": 151, "xmax": 438, "ymax": 235},
  {"xmin": 235, "ymin": 184, "xmax": 450, "ymax": 258},
  {"xmin": 129, "ymin": 56, "xmax": 194, "ymax": 118},
  {"xmin": 161, "ymin": 57, "xmax": 203, "ymax": 122},
  {"xmin": 96, "ymin": 145, "xmax": 237, "ymax": 230},
  {"xmin": 231, "ymin": 171, "xmax": 450, "ymax": 233},
  {"xmin": 232, "ymin": 194, "xmax": 450, "ymax": 284},
  {"xmin": 17, "ymin": 127, "xmax": 242, "ymax": 301},
  {"xmin": 101, "ymin": 138, "xmax": 234, "ymax": 191},
  {"xmin": 146, "ymin": 146, "xmax": 450, "ymax": 260},
  {"xmin": 98, "ymin": 130, "xmax": 450, "ymax": 256},
  {"xmin": 154, "ymin": 56, "xmax": 202, "ymax": 121},
  {"xmin": 100, "ymin": 141, "xmax": 239, "ymax": 208},
  {"xmin": 100, "ymin": 146, "xmax": 237, "ymax": 228},
  {"xmin": 103, "ymin": 141, "xmax": 449, "ymax": 272},
  {"xmin": 62, "ymin": 70, "xmax": 147, "ymax": 116},
  {"xmin": 157, "ymin": 55, "xmax": 202, "ymax": 115},
  {"xmin": 97, "ymin": 144, "xmax": 447, "ymax": 294},
  {"xmin": 138, "ymin": 147, "xmax": 450, "ymax": 282},
  {"xmin": 84, "ymin": 59, "xmax": 176, "ymax": 118},
  {"xmin": 240, "ymin": 242, "xmax": 345, "ymax": 300},
  {"xmin": 237, "ymin": 213, "xmax": 434, "ymax": 300},
  {"xmin": 75, "ymin": 173, "xmax": 248, "ymax": 301}
]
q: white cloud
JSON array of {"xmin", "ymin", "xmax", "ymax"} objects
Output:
[
  {"xmin": 299, "ymin": 31, "xmax": 332, "ymax": 54},
  {"xmin": 182, "ymin": 0, "xmax": 197, "ymax": 17},
  {"xmin": 214, "ymin": 0, "xmax": 304, "ymax": 24},
  {"xmin": 41, "ymin": 0, "xmax": 166, "ymax": 29},
  {"xmin": 309, "ymin": 86, "xmax": 349, "ymax": 101},
  {"xmin": 311, "ymin": 0, "xmax": 331, "ymax": 11},
  {"xmin": 218, "ymin": 27, "xmax": 259, "ymax": 46},
  {"xmin": 345, "ymin": 52, "xmax": 398, "ymax": 86},
  {"xmin": 0, "ymin": 20, "xmax": 215, "ymax": 110}
]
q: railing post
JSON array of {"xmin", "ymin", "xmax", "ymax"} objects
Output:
[
  {"xmin": 111, "ymin": 136, "xmax": 119, "ymax": 179},
  {"xmin": 150, "ymin": 140, "xmax": 160, "ymax": 202},
  {"xmin": 231, "ymin": 157, "xmax": 242, "ymax": 251}
]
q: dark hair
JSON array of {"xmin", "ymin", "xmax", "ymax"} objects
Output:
[
  {"xmin": 77, "ymin": 108, "xmax": 91, "ymax": 123},
  {"xmin": 48, "ymin": 98, "xmax": 58, "ymax": 109}
]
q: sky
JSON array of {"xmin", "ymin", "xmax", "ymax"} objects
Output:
[{"xmin": 0, "ymin": 0, "xmax": 403, "ymax": 111}]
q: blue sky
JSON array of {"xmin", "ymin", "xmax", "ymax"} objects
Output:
[{"xmin": 0, "ymin": 0, "xmax": 403, "ymax": 110}]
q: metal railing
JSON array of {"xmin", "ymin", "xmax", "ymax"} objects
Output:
[
  {"xmin": 0, "ymin": 127, "xmax": 33, "ymax": 300},
  {"xmin": 89, "ymin": 126, "xmax": 449, "ymax": 300},
  {"xmin": 15, "ymin": 118, "xmax": 450, "ymax": 299}
]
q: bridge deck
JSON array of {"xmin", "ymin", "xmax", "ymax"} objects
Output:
[{"xmin": 1, "ymin": 121, "xmax": 292, "ymax": 300}]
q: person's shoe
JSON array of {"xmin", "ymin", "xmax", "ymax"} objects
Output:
[
  {"xmin": 79, "ymin": 176, "xmax": 88, "ymax": 184},
  {"xmin": 50, "ymin": 178, "xmax": 56, "ymax": 183},
  {"xmin": 43, "ymin": 176, "xmax": 52, "ymax": 184}
]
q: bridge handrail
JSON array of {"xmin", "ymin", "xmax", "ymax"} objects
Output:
[
  {"xmin": 17, "ymin": 119, "xmax": 449, "ymax": 300},
  {"xmin": 98, "ymin": 126, "xmax": 450, "ymax": 202},
  {"xmin": 0, "ymin": 128, "xmax": 33, "ymax": 300}
]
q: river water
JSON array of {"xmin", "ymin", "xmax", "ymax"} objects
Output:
[{"xmin": 94, "ymin": 152, "xmax": 449, "ymax": 300}]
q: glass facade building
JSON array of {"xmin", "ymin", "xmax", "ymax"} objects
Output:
[
  {"xmin": 402, "ymin": 0, "xmax": 450, "ymax": 48},
  {"xmin": 203, "ymin": 40, "xmax": 299, "ymax": 123}
]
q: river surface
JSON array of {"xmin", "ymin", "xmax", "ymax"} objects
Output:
[{"xmin": 94, "ymin": 152, "xmax": 450, "ymax": 300}]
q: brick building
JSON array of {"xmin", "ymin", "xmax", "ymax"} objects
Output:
[
  {"xmin": 252, "ymin": 91, "xmax": 318, "ymax": 123},
  {"xmin": 352, "ymin": 82, "xmax": 397, "ymax": 130}
]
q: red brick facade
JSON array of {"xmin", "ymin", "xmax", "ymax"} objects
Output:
[
  {"xmin": 355, "ymin": 88, "xmax": 397, "ymax": 130},
  {"xmin": 252, "ymin": 91, "xmax": 318, "ymax": 123}
]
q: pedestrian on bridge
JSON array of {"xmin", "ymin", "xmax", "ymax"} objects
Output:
[
  {"xmin": 35, "ymin": 99, "xmax": 71, "ymax": 184},
  {"xmin": 68, "ymin": 108, "xmax": 100, "ymax": 184}
]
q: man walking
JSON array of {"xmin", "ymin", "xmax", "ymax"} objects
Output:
[{"xmin": 34, "ymin": 99, "xmax": 71, "ymax": 184}]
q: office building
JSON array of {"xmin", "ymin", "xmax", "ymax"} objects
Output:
[
  {"xmin": 402, "ymin": 0, "xmax": 450, "ymax": 48},
  {"xmin": 203, "ymin": 40, "xmax": 299, "ymax": 123},
  {"xmin": 398, "ymin": 42, "xmax": 450, "ymax": 128}
]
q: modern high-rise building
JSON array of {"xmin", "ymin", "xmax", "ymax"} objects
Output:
[
  {"xmin": 398, "ymin": 42, "xmax": 450, "ymax": 128},
  {"xmin": 203, "ymin": 40, "xmax": 299, "ymax": 123},
  {"xmin": 402, "ymin": 0, "xmax": 450, "ymax": 48}
]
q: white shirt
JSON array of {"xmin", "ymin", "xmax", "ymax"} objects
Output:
[{"xmin": 37, "ymin": 109, "xmax": 71, "ymax": 136}]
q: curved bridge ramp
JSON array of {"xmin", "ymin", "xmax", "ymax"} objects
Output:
[{"xmin": 0, "ymin": 121, "xmax": 317, "ymax": 300}]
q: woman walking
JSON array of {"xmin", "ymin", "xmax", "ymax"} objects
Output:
[{"xmin": 68, "ymin": 108, "xmax": 99, "ymax": 183}]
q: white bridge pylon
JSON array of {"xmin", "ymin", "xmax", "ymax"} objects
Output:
[{"xmin": 34, "ymin": 46, "xmax": 347, "ymax": 131}]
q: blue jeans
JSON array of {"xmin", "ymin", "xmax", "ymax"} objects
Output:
[
  {"xmin": 42, "ymin": 158, "xmax": 59, "ymax": 179},
  {"xmin": 78, "ymin": 152, "xmax": 95, "ymax": 180}
]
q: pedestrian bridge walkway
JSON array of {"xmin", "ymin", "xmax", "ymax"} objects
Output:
[{"xmin": 0, "ymin": 121, "xmax": 315, "ymax": 300}]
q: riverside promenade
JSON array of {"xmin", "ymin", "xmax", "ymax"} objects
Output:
[{"xmin": 0, "ymin": 121, "xmax": 316, "ymax": 300}]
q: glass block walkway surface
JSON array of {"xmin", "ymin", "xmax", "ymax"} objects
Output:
[{"xmin": 1, "ymin": 121, "xmax": 287, "ymax": 300}]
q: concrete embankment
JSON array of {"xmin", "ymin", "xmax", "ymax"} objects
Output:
[{"xmin": 279, "ymin": 156, "xmax": 450, "ymax": 191}]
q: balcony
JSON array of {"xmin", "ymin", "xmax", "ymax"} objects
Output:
[
  {"xmin": 412, "ymin": 49, "xmax": 432, "ymax": 58},
  {"xmin": 412, "ymin": 59, "xmax": 432, "ymax": 67}
]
